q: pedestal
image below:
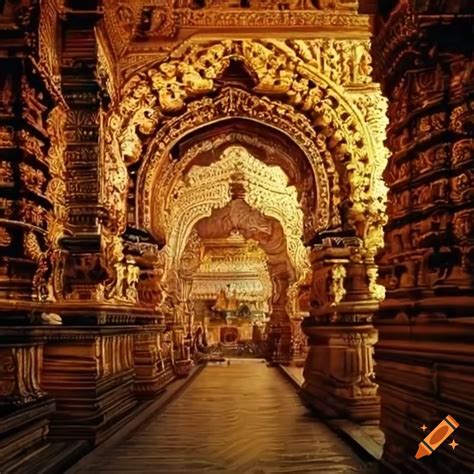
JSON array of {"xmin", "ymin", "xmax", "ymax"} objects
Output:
[
  {"xmin": 133, "ymin": 326, "xmax": 174, "ymax": 398},
  {"xmin": 41, "ymin": 327, "xmax": 138, "ymax": 445},
  {"xmin": 302, "ymin": 320, "xmax": 380, "ymax": 423},
  {"xmin": 0, "ymin": 335, "xmax": 55, "ymax": 470},
  {"xmin": 302, "ymin": 240, "xmax": 382, "ymax": 424}
]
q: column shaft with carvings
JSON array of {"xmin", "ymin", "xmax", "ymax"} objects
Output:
[
  {"xmin": 374, "ymin": 2, "xmax": 474, "ymax": 472},
  {"xmin": 302, "ymin": 238, "xmax": 380, "ymax": 424},
  {"xmin": 0, "ymin": 2, "xmax": 64, "ymax": 470}
]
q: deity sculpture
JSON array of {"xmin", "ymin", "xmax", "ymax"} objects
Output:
[{"xmin": 212, "ymin": 284, "xmax": 240, "ymax": 313}]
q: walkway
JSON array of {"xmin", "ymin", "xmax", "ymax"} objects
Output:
[{"xmin": 73, "ymin": 361, "xmax": 375, "ymax": 473}]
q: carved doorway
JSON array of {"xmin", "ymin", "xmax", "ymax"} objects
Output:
[{"xmin": 146, "ymin": 130, "xmax": 313, "ymax": 360}]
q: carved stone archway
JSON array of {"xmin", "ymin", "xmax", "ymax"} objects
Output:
[
  {"xmin": 136, "ymin": 97, "xmax": 335, "ymax": 244},
  {"xmin": 162, "ymin": 145, "xmax": 308, "ymax": 277},
  {"xmin": 100, "ymin": 37, "xmax": 389, "ymax": 424},
  {"xmin": 193, "ymin": 198, "xmax": 296, "ymax": 357},
  {"xmin": 104, "ymin": 39, "xmax": 388, "ymax": 258},
  {"xmin": 157, "ymin": 143, "xmax": 311, "ymax": 351}
]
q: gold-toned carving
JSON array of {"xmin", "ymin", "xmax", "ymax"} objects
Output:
[
  {"xmin": 96, "ymin": 335, "xmax": 134, "ymax": 377},
  {"xmin": 192, "ymin": 236, "xmax": 272, "ymax": 303},
  {"xmin": 315, "ymin": 0, "xmax": 358, "ymax": 11},
  {"xmin": 20, "ymin": 163, "xmax": 47, "ymax": 195},
  {"xmin": 19, "ymin": 199, "xmax": 48, "ymax": 229},
  {"xmin": 24, "ymin": 231, "xmax": 52, "ymax": 302},
  {"xmin": 329, "ymin": 263, "xmax": 346, "ymax": 305},
  {"xmin": 0, "ymin": 160, "xmax": 13, "ymax": 185},
  {"xmin": 137, "ymin": 87, "xmax": 337, "ymax": 243},
  {"xmin": 17, "ymin": 130, "xmax": 47, "ymax": 165},
  {"xmin": 37, "ymin": 0, "xmax": 62, "ymax": 91},
  {"xmin": 101, "ymin": 230, "xmax": 141, "ymax": 304},
  {"xmin": 164, "ymin": 145, "xmax": 310, "ymax": 285},
  {"xmin": 101, "ymin": 113, "xmax": 129, "ymax": 235},
  {"xmin": 179, "ymin": 229, "xmax": 203, "ymax": 280},
  {"xmin": 367, "ymin": 265, "xmax": 385, "ymax": 302},
  {"xmin": 0, "ymin": 227, "xmax": 12, "ymax": 247},
  {"xmin": 97, "ymin": 31, "xmax": 119, "ymax": 105},
  {"xmin": 0, "ymin": 198, "xmax": 14, "ymax": 219},
  {"xmin": 105, "ymin": 0, "xmax": 369, "ymax": 53},
  {"xmin": 43, "ymin": 106, "xmax": 69, "ymax": 301},
  {"xmin": 21, "ymin": 76, "xmax": 48, "ymax": 132},
  {"xmin": 0, "ymin": 126, "xmax": 14, "ymax": 147},
  {"xmin": 114, "ymin": 39, "xmax": 387, "ymax": 257},
  {"xmin": 137, "ymin": 3, "xmax": 177, "ymax": 39}
]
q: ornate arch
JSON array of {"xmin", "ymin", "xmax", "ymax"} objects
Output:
[
  {"xmin": 137, "ymin": 88, "xmax": 338, "ymax": 244},
  {"xmin": 166, "ymin": 145, "xmax": 309, "ymax": 282},
  {"xmin": 104, "ymin": 38, "xmax": 388, "ymax": 258}
]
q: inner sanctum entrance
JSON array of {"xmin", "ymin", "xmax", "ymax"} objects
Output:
[{"xmin": 152, "ymin": 135, "xmax": 312, "ymax": 363}]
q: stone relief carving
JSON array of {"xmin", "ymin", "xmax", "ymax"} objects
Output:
[
  {"xmin": 137, "ymin": 87, "xmax": 337, "ymax": 243},
  {"xmin": 110, "ymin": 39, "xmax": 388, "ymax": 259}
]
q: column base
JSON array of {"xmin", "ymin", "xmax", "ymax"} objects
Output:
[
  {"xmin": 42, "ymin": 327, "xmax": 138, "ymax": 445},
  {"xmin": 0, "ymin": 397, "xmax": 55, "ymax": 470},
  {"xmin": 134, "ymin": 328, "xmax": 175, "ymax": 399},
  {"xmin": 301, "ymin": 381, "xmax": 380, "ymax": 424},
  {"xmin": 302, "ymin": 321, "xmax": 380, "ymax": 424}
]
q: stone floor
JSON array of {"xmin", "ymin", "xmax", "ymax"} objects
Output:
[
  {"xmin": 73, "ymin": 360, "xmax": 376, "ymax": 473},
  {"xmin": 279, "ymin": 364, "xmax": 385, "ymax": 461}
]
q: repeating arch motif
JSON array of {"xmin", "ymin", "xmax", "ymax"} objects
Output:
[
  {"xmin": 166, "ymin": 145, "xmax": 310, "ymax": 282},
  {"xmin": 103, "ymin": 38, "xmax": 388, "ymax": 259},
  {"xmin": 137, "ymin": 87, "xmax": 338, "ymax": 243}
]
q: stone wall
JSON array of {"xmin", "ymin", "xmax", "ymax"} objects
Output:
[{"xmin": 374, "ymin": 1, "xmax": 474, "ymax": 472}]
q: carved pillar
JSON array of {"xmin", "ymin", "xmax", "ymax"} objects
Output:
[
  {"xmin": 374, "ymin": 2, "xmax": 474, "ymax": 472},
  {"xmin": 302, "ymin": 238, "xmax": 380, "ymax": 424},
  {"xmin": 0, "ymin": 66, "xmax": 60, "ymax": 303},
  {"xmin": 0, "ymin": 2, "xmax": 76, "ymax": 470}
]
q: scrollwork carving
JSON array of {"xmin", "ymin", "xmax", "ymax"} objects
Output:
[{"xmin": 114, "ymin": 39, "xmax": 387, "ymax": 259}]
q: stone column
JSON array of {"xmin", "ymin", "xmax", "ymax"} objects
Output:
[
  {"xmin": 302, "ymin": 238, "xmax": 380, "ymax": 424},
  {"xmin": 374, "ymin": 2, "xmax": 474, "ymax": 472}
]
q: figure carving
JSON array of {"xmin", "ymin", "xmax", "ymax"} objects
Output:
[{"xmin": 329, "ymin": 264, "xmax": 346, "ymax": 305}]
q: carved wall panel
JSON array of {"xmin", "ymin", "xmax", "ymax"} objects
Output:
[
  {"xmin": 102, "ymin": 0, "xmax": 369, "ymax": 66},
  {"xmin": 375, "ymin": 2, "xmax": 474, "ymax": 472},
  {"xmin": 105, "ymin": 38, "xmax": 388, "ymax": 261},
  {"xmin": 0, "ymin": 345, "xmax": 45, "ymax": 406}
]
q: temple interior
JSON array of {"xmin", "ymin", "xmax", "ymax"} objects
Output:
[{"xmin": 0, "ymin": 0, "xmax": 473, "ymax": 473}]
